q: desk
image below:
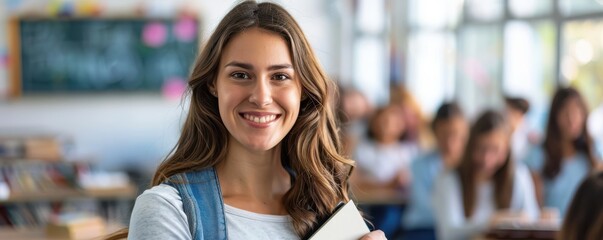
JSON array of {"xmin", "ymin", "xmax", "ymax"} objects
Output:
[
  {"xmin": 476, "ymin": 225, "xmax": 559, "ymax": 240},
  {"xmin": 351, "ymin": 185, "xmax": 407, "ymax": 205}
]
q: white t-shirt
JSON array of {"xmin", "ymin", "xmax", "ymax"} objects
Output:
[
  {"xmin": 511, "ymin": 121, "xmax": 531, "ymax": 162},
  {"xmin": 129, "ymin": 184, "xmax": 299, "ymax": 240},
  {"xmin": 354, "ymin": 140, "xmax": 419, "ymax": 183}
]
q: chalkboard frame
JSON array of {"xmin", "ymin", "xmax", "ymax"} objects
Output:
[{"xmin": 7, "ymin": 16, "xmax": 201, "ymax": 98}]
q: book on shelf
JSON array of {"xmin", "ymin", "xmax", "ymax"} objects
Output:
[{"xmin": 0, "ymin": 135, "xmax": 66, "ymax": 161}]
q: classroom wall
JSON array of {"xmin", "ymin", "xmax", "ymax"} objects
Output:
[{"xmin": 0, "ymin": 0, "xmax": 336, "ymax": 171}]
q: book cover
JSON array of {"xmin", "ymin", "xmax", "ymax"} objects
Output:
[{"xmin": 308, "ymin": 200, "xmax": 370, "ymax": 240}]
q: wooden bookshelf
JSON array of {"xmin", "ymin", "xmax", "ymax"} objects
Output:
[{"xmin": 0, "ymin": 185, "xmax": 137, "ymax": 204}]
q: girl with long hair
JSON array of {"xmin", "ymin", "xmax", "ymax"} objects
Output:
[
  {"xmin": 125, "ymin": 1, "xmax": 384, "ymax": 239},
  {"xmin": 524, "ymin": 87, "xmax": 602, "ymax": 217},
  {"xmin": 433, "ymin": 110, "xmax": 539, "ymax": 240}
]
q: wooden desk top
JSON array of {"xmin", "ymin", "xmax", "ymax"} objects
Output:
[
  {"xmin": 351, "ymin": 185, "xmax": 407, "ymax": 205},
  {"xmin": 476, "ymin": 225, "xmax": 559, "ymax": 240}
]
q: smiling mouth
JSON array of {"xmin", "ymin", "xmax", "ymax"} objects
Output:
[{"xmin": 240, "ymin": 113, "xmax": 281, "ymax": 124}]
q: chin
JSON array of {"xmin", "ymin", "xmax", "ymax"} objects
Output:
[{"xmin": 243, "ymin": 141, "xmax": 279, "ymax": 152}]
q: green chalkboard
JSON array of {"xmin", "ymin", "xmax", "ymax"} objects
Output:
[{"xmin": 19, "ymin": 18, "xmax": 199, "ymax": 93}]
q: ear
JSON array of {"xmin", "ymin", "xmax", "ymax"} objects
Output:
[{"xmin": 208, "ymin": 84, "xmax": 217, "ymax": 97}]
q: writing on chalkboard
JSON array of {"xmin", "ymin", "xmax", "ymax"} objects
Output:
[{"xmin": 19, "ymin": 18, "xmax": 199, "ymax": 93}]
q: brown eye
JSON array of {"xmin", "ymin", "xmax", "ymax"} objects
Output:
[
  {"xmin": 272, "ymin": 73, "xmax": 290, "ymax": 81},
  {"xmin": 231, "ymin": 72, "xmax": 250, "ymax": 79}
]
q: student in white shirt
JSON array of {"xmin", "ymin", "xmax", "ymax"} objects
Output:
[
  {"xmin": 352, "ymin": 105, "xmax": 418, "ymax": 237},
  {"xmin": 433, "ymin": 110, "xmax": 539, "ymax": 240}
]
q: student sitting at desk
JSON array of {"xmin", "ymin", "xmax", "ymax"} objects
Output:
[
  {"xmin": 402, "ymin": 102, "xmax": 468, "ymax": 239},
  {"xmin": 524, "ymin": 87, "xmax": 602, "ymax": 217},
  {"xmin": 352, "ymin": 104, "xmax": 419, "ymax": 237},
  {"xmin": 433, "ymin": 110, "xmax": 539, "ymax": 240}
]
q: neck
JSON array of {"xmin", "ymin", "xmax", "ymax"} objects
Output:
[
  {"xmin": 476, "ymin": 170, "xmax": 493, "ymax": 183},
  {"xmin": 216, "ymin": 138, "xmax": 291, "ymax": 215},
  {"xmin": 562, "ymin": 139, "xmax": 576, "ymax": 158},
  {"xmin": 441, "ymin": 152, "xmax": 457, "ymax": 169}
]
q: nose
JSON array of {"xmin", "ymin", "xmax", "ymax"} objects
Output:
[{"xmin": 249, "ymin": 79, "xmax": 273, "ymax": 107}]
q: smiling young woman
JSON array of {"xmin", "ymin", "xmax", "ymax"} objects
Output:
[{"xmin": 114, "ymin": 1, "xmax": 385, "ymax": 240}]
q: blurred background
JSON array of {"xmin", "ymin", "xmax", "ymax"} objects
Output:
[{"xmin": 0, "ymin": 0, "xmax": 603, "ymax": 239}]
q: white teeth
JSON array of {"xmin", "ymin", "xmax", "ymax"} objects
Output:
[{"xmin": 243, "ymin": 114, "xmax": 277, "ymax": 124}]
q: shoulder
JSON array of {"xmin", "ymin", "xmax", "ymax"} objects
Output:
[
  {"xmin": 129, "ymin": 184, "xmax": 191, "ymax": 239},
  {"xmin": 411, "ymin": 151, "xmax": 439, "ymax": 171},
  {"xmin": 523, "ymin": 146, "xmax": 545, "ymax": 171},
  {"xmin": 134, "ymin": 184, "xmax": 183, "ymax": 215},
  {"xmin": 435, "ymin": 170, "xmax": 460, "ymax": 188},
  {"xmin": 136, "ymin": 184, "xmax": 182, "ymax": 204}
]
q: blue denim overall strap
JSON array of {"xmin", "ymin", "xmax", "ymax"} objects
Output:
[{"xmin": 166, "ymin": 167, "xmax": 227, "ymax": 240}]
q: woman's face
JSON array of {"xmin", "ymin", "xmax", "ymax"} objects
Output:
[
  {"xmin": 214, "ymin": 28, "xmax": 302, "ymax": 152},
  {"xmin": 557, "ymin": 97, "xmax": 586, "ymax": 141},
  {"xmin": 472, "ymin": 129, "xmax": 509, "ymax": 177}
]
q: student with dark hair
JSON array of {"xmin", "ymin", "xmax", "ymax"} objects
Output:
[
  {"xmin": 524, "ymin": 87, "xmax": 602, "ymax": 217},
  {"xmin": 433, "ymin": 111, "xmax": 539, "ymax": 240},
  {"xmin": 402, "ymin": 102, "xmax": 468, "ymax": 239},
  {"xmin": 558, "ymin": 171, "xmax": 603, "ymax": 240},
  {"xmin": 504, "ymin": 96, "xmax": 534, "ymax": 161}
]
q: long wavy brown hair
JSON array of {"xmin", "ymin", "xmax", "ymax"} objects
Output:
[
  {"xmin": 142, "ymin": 0, "xmax": 350, "ymax": 238},
  {"xmin": 457, "ymin": 110, "xmax": 514, "ymax": 218},
  {"xmin": 542, "ymin": 87, "xmax": 598, "ymax": 179},
  {"xmin": 558, "ymin": 171, "xmax": 603, "ymax": 240}
]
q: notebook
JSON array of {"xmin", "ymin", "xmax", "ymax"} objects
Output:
[{"xmin": 308, "ymin": 200, "xmax": 370, "ymax": 240}]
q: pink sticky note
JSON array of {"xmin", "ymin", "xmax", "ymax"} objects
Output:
[
  {"xmin": 162, "ymin": 77, "xmax": 187, "ymax": 100},
  {"xmin": 142, "ymin": 22, "xmax": 168, "ymax": 47},
  {"xmin": 174, "ymin": 18, "xmax": 197, "ymax": 42}
]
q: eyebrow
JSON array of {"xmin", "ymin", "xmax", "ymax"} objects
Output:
[{"xmin": 224, "ymin": 61, "xmax": 293, "ymax": 71}]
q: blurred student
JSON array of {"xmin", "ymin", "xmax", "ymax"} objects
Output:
[
  {"xmin": 433, "ymin": 110, "xmax": 539, "ymax": 240},
  {"xmin": 353, "ymin": 105, "xmax": 418, "ymax": 189},
  {"xmin": 339, "ymin": 88, "xmax": 373, "ymax": 157},
  {"xmin": 352, "ymin": 105, "xmax": 419, "ymax": 237},
  {"xmin": 504, "ymin": 96, "xmax": 534, "ymax": 161},
  {"xmin": 403, "ymin": 102, "xmax": 468, "ymax": 238},
  {"xmin": 558, "ymin": 171, "xmax": 603, "ymax": 240},
  {"xmin": 524, "ymin": 87, "xmax": 602, "ymax": 217},
  {"xmin": 390, "ymin": 85, "xmax": 434, "ymax": 151}
]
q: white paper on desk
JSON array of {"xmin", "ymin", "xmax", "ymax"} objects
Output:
[{"xmin": 308, "ymin": 200, "xmax": 370, "ymax": 240}]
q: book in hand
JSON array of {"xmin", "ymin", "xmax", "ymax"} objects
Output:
[{"xmin": 308, "ymin": 200, "xmax": 370, "ymax": 240}]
